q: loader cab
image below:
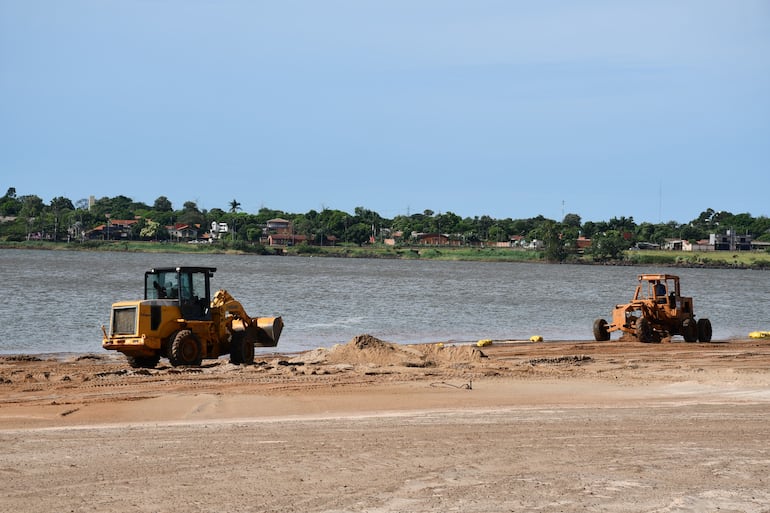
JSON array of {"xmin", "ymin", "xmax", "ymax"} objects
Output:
[{"xmin": 145, "ymin": 266, "xmax": 216, "ymax": 320}]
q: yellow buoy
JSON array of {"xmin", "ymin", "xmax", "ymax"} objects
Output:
[
  {"xmin": 748, "ymin": 331, "xmax": 770, "ymax": 339},
  {"xmin": 529, "ymin": 335, "xmax": 543, "ymax": 343},
  {"xmin": 477, "ymin": 339, "xmax": 492, "ymax": 347}
]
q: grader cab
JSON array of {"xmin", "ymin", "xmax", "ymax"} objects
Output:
[
  {"xmin": 102, "ymin": 266, "xmax": 283, "ymax": 368},
  {"xmin": 593, "ymin": 274, "xmax": 711, "ymax": 343}
]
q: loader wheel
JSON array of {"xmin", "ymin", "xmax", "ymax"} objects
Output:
[
  {"xmin": 169, "ymin": 330, "xmax": 202, "ymax": 366},
  {"xmin": 593, "ymin": 319, "xmax": 610, "ymax": 341},
  {"xmin": 682, "ymin": 319, "xmax": 698, "ymax": 342},
  {"xmin": 697, "ymin": 318, "xmax": 712, "ymax": 342},
  {"xmin": 635, "ymin": 318, "xmax": 654, "ymax": 343},
  {"xmin": 230, "ymin": 327, "xmax": 256, "ymax": 365},
  {"xmin": 127, "ymin": 354, "xmax": 160, "ymax": 369}
]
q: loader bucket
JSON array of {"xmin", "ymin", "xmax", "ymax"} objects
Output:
[{"xmin": 254, "ymin": 316, "xmax": 283, "ymax": 347}]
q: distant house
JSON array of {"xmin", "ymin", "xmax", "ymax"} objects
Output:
[
  {"xmin": 575, "ymin": 236, "xmax": 592, "ymax": 250},
  {"xmin": 209, "ymin": 222, "xmax": 229, "ymax": 240},
  {"xmin": 267, "ymin": 233, "xmax": 306, "ymax": 246},
  {"xmin": 663, "ymin": 239, "xmax": 689, "ymax": 251},
  {"xmin": 168, "ymin": 224, "xmax": 198, "ymax": 241},
  {"xmin": 710, "ymin": 230, "xmax": 752, "ymax": 251},
  {"xmin": 690, "ymin": 239, "xmax": 713, "ymax": 252},
  {"xmin": 416, "ymin": 233, "xmax": 449, "ymax": 245},
  {"xmin": 266, "ymin": 218, "xmax": 293, "ymax": 234},
  {"xmin": 86, "ymin": 219, "xmax": 138, "ymax": 240},
  {"xmin": 527, "ymin": 239, "xmax": 545, "ymax": 250},
  {"xmin": 384, "ymin": 231, "xmax": 404, "ymax": 246}
]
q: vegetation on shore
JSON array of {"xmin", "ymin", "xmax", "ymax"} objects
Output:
[
  {"xmin": 1, "ymin": 187, "xmax": 769, "ymax": 268},
  {"xmin": 1, "ymin": 239, "xmax": 768, "ymax": 269}
]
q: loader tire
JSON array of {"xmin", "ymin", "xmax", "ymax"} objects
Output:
[
  {"xmin": 127, "ymin": 354, "xmax": 160, "ymax": 369},
  {"xmin": 635, "ymin": 318, "xmax": 654, "ymax": 343},
  {"xmin": 682, "ymin": 319, "xmax": 698, "ymax": 342},
  {"xmin": 697, "ymin": 318, "xmax": 712, "ymax": 342},
  {"xmin": 169, "ymin": 330, "xmax": 202, "ymax": 366},
  {"xmin": 593, "ymin": 318, "xmax": 610, "ymax": 341},
  {"xmin": 230, "ymin": 328, "xmax": 256, "ymax": 365}
]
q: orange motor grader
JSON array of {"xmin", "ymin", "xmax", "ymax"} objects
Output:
[
  {"xmin": 102, "ymin": 266, "xmax": 283, "ymax": 368},
  {"xmin": 593, "ymin": 273, "xmax": 712, "ymax": 343}
]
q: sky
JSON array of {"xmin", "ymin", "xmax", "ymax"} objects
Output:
[{"xmin": 1, "ymin": 1, "xmax": 768, "ymax": 224}]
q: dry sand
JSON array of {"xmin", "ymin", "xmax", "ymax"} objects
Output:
[{"xmin": 2, "ymin": 335, "xmax": 770, "ymax": 512}]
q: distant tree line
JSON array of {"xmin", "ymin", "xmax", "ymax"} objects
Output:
[{"xmin": 1, "ymin": 187, "xmax": 769, "ymax": 262}]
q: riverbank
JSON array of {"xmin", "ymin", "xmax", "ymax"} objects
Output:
[
  {"xmin": 2, "ymin": 240, "xmax": 769, "ymax": 268},
  {"xmin": 3, "ymin": 336, "xmax": 770, "ymax": 512}
]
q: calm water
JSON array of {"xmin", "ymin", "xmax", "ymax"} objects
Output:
[{"xmin": 1, "ymin": 249, "xmax": 767, "ymax": 355}]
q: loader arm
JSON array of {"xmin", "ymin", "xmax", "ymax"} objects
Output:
[
  {"xmin": 212, "ymin": 289, "xmax": 252, "ymax": 324},
  {"xmin": 211, "ymin": 289, "xmax": 283, "ymax": 347}
]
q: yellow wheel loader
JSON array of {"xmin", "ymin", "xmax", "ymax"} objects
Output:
[
  {"xmin": 593, "ymin": 273, "xmax": 712, "ymax": 343},
  {"xmin": 102, "ymin": 266, "xmax": 283, "ymax": 368}
]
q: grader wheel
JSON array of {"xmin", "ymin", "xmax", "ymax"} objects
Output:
[
  {"xmin": 682, "ymin": 319, "xmax": 698, "ymax": 342},
  {"xmin": 635, "ymin": 318, "xmax": 654, "ymax": 343},
  {"xmin": 697, "ymin": 318, "xmax": 713, "ymax": 342},
  {"xmin": 593, "ymin": 318, "xmax": 610, "ymax": 341}
]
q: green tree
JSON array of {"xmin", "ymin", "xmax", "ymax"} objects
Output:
[
  {"xmin": 562, "ymin": 213, "xmax": 581, "ymax": 228},
  {"xmin": 48, "ymin": 196, "xmax": 74, "ymax": 241},
  {"xmin": 347, "ymin": 222, "xmax": 373, "ymax": 245},
  {"xmin": 318, "ymin": 209, "xmax": 349, "ymax": 239},
  {"xmin": 153, "ymin": 196, "xmax": 173, "ymax": 212},
  {"xmin": 435, "ymin": 211, "xmax": 462, "ymax": 234},
  {"xmin": 589, "ymin": 230, "xmax": 629, "ymax": 261},
  {"xmin": 140, "ymin": 219, "xmax": 166, "ymax": 240},
  {"xmin": 0, "ymin": 187, "xmax": 21, "ymax": 216},
  {"xmin": 255, "ymin": 207, "xmax": 288, "ymax": 224},
  {"xmin": 542, "ymin": 220, "xmax": 568, "ymax": 263},
  {"xmin": 353, "ymin": 207, "xmax": 381, "ymax": 226},
  {"xmin": 228, "ymin": 199, "xmax": 241, "ymax": 241},
  {"xmin": 178, "ymin": 201, "xmax": 205, "ymax": 226},
  {"xmin": 245, "ymin": 225, "xmax": 263, "ymax": 242},
  {"xmin": 18, "ymin": 195, "xmax": 44, "ymax": 239},
  {"xmin": 750, "ymin": 216, "xmax": 770, "ymax": 241},
  {"xmin": 487, "ymin": 225, "xmax": 506, "ymax": 243},
  {"xmin": 679, "ymin": 224, "xmax": 704, "ymax": 242}
]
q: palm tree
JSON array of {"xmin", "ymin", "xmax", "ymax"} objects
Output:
[{"xmin": 229, "ymin": 199, "xmax": 241, "ymax": 241}]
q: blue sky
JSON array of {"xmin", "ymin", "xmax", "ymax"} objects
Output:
[{"xmin": 1, "ymin": 1, "xmax": 768, "ymax": 223}]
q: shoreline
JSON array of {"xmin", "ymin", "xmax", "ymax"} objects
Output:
[
  {"xmin": 0, "ymin": 335, "xmax": 750, "ymax": 360},
  {"xmin": 2, "ymin": 240, "xmax": 768, "ymax": 269}
]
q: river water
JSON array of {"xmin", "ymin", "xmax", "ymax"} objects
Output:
[{"xmin": 1, "ymin": 249, "xmax": 767, "ymax": 355}]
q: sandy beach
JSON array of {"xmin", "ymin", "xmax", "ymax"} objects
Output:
[{"xmin": 2, "ymin": 335, "xmax": 770, "ymax": 512}]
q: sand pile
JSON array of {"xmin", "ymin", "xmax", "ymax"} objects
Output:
[
  {"xmin": 417, "ymin": 343, "xmax": 486, "ymax": 366},
  {"xmin": 294, "ymin": 335, "xmax": 486, "ymax": 369},
  {"xmin": 324, "ymin": 334, "xmax": 424, "ymax": 367}
]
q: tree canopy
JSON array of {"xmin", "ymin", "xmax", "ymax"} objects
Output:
[{"xmin": 1, "ymin": 187, "xmax": 768, "ymax": 252}]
